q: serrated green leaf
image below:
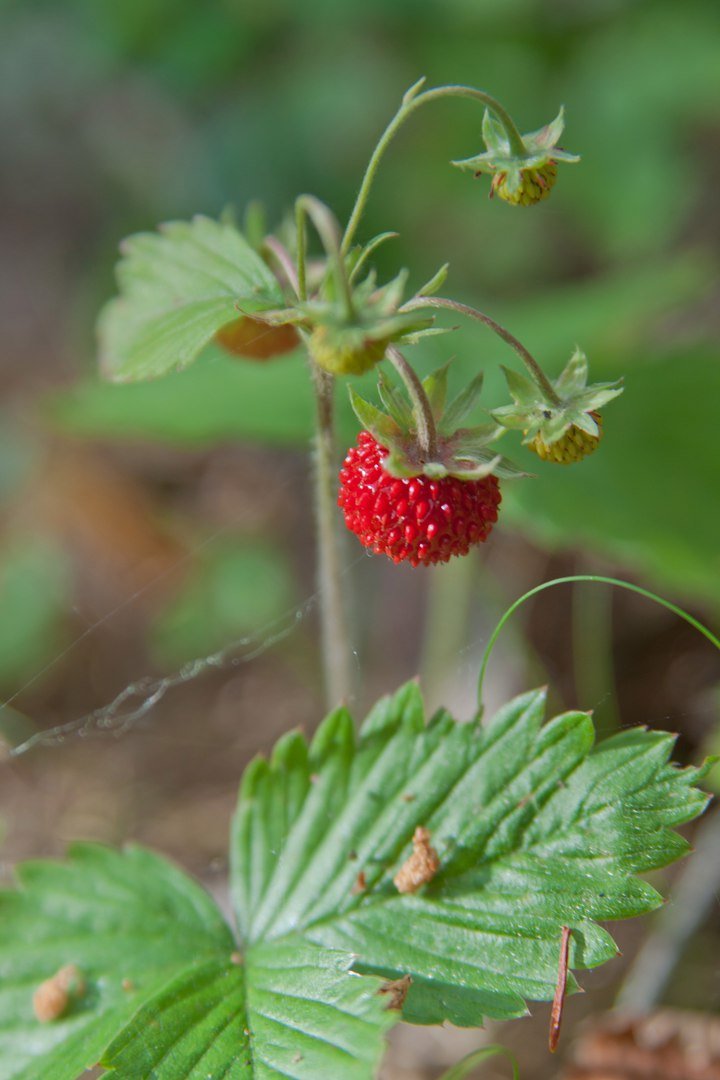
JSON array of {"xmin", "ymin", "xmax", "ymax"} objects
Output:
[
  {"xmin": 98, "ymin": 216, "xmax": 284, "ymax": 383},
  {"xmin": 230, "ymin": 684, "xmax": 710, "ymax": 1029},
  {"xmin": 0, "ymin": 844, "xmax": 394, "ymax": 1080}
]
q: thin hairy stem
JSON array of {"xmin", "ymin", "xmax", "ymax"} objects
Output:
[
  {"xmin": 404, "ymin": 295, "xmax": 562, "ymax": 406},
  {"xmin": 263, "ymin": 236, "xmax": 300, "ymax": 297},
  {"xmin": 310, "ymin": 364, "xmax": 353, "ymax": 707},
  {"xmin": 386, "ymin": 346, "xmax": 438, "ymax": 459},
  {"xmin": 477, "ymin": 575, "xmax": 720, "ymax": 708},
  {"xmin": 296, "ymin": 194, "xmax": 355, "ymax": 319},
  {"xmin": 342, "ymin": 82, "xmax": 526, "ymax": 254}
]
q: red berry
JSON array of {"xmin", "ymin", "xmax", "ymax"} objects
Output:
[{"xmin": 338, "ymin": 432, "xmax": 501, "ymax": 567}]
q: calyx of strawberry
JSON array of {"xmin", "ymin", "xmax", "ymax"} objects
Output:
[
  {"xmin": 492, "ymin": 348, "xmax": 623, "ymax": 445},
  {"xmin": 349, "ymin": 363, "xmax": 525, "ymax": 481},
  {"xmin": 253, "ymin": 258, "xmax": 442, "ymax": 377},
  {"xmin": 452, "ymin": 107, "xmax": 580, "ymax": 204}
]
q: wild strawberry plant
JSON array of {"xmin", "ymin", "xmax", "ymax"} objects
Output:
[{"xmin": 0, "ymin": 79, "xmax": 713, "ymax": 1079}]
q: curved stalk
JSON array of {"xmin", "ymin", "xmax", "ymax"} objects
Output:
[
  {"xmin": 263, "ymin": 236, "xmax": 300, "ymax": 298},
  {"xmin": 404, "ymin": 295, "xmax": 562, "ymax": 407},
  {"xmin": 296, "ymin": 194, "xmax": 355, "ymax": 319},
  {"xmin": 477, "ymin": 574, "xmax": 720, "ymax": 709},
  {"xmin": 386, "ymin": 346, "xmax": 438, "ymax": 460},
  {"xmin": 342, "ymin": 83, "xmax": 526, "ymax": 254}
]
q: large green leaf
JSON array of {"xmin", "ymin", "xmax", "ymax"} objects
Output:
[
  {"xmin": 0, "ymin": 845, "xmax": 393, "ymax": 1080},
  {"xmin": 231, "ymin": 683, "xmax": 709, "ymax": 1028},
  {"xmin": 0, "ymin": 684, "xmax": 709, "ymax": 1077},
  {"xmin": 98, "ymin": 216, "xmax": 284, "ymax": 382}
]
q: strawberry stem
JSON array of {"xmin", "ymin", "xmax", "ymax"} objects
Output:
[
  {"xmin": 296, "ymin": 195, "xmax": 355, "ymax": 320},
  {"xmin": 311, "ymin": 363, "xmax": 354, "ymax": 708},
  {"xmin": 404, "ymin": 295, "xmax": 562, "ymax": 407},
  {"xmin": 477, "ymin": 575, "xmax": 720, "ymax": 710},
  {"xmin": 341, "ymin": 81, "xmax": 526, "ymax": 255},
  {"xmin": 386, "ymin": 346, "xmax": 438, "ymax": 460},
  {"xmin": 296, "ymin": 203, "xmax": 354, "ymax": 706}
]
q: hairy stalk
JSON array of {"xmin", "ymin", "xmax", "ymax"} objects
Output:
[
  {"xmin": 296, "ymin": 204, "xmax": 353, "ymax": 705},
  {"xmin": 311, "ymin": 363, "xmax": 353, "ymax": 707},
  {"xmin": 263, "ymin": 236, "xmax": 300, "ymax": 297},
  {"xmin": 296, "ymin": 194, "xmax": 355, "ymax": 319},
  {"xmin": 342, "ymin": 81, "xmax": 526, "ymax": 254},
  {"xmin": 386, "ymin": 346, "xmax": 438, "ymax": 459},
  {"xmin": 404, "ymin": 295, "xmax": 562, "ymax": 406},
  {"xmin": 477, "ymin": 574, "xmax": 720, "ymax": 708}
]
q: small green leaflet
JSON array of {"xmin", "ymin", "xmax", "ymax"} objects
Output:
[
  {"xmin": 98, "ymin": 216, "xmax": 284, "ymax": 382},
  {"xmin": 0, "ymin": 685, "xmax": 709, "ymax": 1078}
]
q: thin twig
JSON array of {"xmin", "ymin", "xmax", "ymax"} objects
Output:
[{"xmin": 549, "ymin": 926, "xmax": 572, "ymax": 1053}]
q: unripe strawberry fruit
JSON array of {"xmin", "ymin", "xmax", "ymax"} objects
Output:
[
  {"xmin": 530, "ymin": 412, "xmax": 602, "ymax": 464},
  {"xmin": 309, "ymin": 326, "xmax": 388, "ymax": 376},
  {"xmin": 492, "ymin": 162, "xmax": 558, "ymax": 206},
  {"xmin": 338, "ymin": 432, "xmax": 501, "ymax": 566},
  {"xmin": 215, "ymin": 316, "xmax": 299, "ymax": 361}
]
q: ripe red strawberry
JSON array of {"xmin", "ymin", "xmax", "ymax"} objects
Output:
[{"xmin": 338, "ymin": 431, "xmax": 501, "ymax": 567}]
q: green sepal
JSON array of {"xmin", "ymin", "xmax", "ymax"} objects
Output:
[
  {"xmin": 452, "ymin": 106, "xmax": 579, "ymax": 178},
  {"xmin": 352, "ymin": 367, "xmax": 523, "ymax": 483},
  {"xmin": 440, "ymin": 373, "xmax": 485, "ymax": 431},
  {"xmin": 417, "ymin": 263, "xmax": 450, "ymax": 298},
  {"xmin": 377, "ymin": 370, "xmax": 414, "ymax": 428},
  {"xmin": 348, "ymin": 231, "xmax": 399, "ymax": 284},
  {"xmin": 348, "ymin": 388, "xmax": 402, "ymax": 445},
  {"xmin": 422, "ymin": 361, "xmax": 452, "ymax": 420},
  {"xmin": 493, "ymin": 349, "xmax": 623, "ymax": 447}
]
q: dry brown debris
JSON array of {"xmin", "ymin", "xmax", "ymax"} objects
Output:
[
  {"xmin": 379, "ymin": 974, "xmax": 412, "ymax": 1011},
  {"xmin": 560, "ymin": 1008, "xmax": 720, "ymax": 1080},
  {"xmin": 33, "ymin": 964, "xmax": 86, "ymax": 1023},
  {"xmin": 393, "ymin": 826, "xmax": 440, "ymax": 894}
]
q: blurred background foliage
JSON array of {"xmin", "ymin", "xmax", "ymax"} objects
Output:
[{"xmin": 1, "ymin": 1, "xmax": 720, "ymax": 1073}]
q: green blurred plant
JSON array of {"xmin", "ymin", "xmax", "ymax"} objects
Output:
[{"xmin": 0, "ymin": 69, "xmax": 715, "ymax": 1080}]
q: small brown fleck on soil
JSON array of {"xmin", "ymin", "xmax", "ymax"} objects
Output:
[
  {"xmin": 379, "ymin": 974, "xmax": 412, "ymax": 1011},
  {"xmin": 351, "ymin": 870, "xmax": 367, "ymax": 895},
  {"xmin": 33, "ymin": 964, "xmax": 86, "ymax": 1023},
  {"xmin": 393, "ymin": 826, "xmax": 440, "ymax": 894}
]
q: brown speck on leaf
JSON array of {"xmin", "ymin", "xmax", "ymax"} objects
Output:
[
  {"xmin": 309, "ymin": 773, "xmax": 319, "ymax": 784},
  {"xmin": 33, "ymin": 964, "xmax": 86, "ymax": 1023},
  {"xmin": 121, "ymin": 978, "xmax": 135, "ymax": 992},
  {"xmin": 402, "ymin": 792, "xmax": 416, "ymax": 802},
  {"xmin": 394, "ymin": 827, "xmax": 440, "ymax": 894},
  {"xmin": 292, "ymin": 1052, "xmax": 303, "ymax": 1064},
  {"xmin": 231, "ymin": 951, "xmax": 242, "ymax": 966},
  {"xmin": 379, "ymin": 974, "xmax": 412, "ymax": 1011},
  {"xmin": 517, "ymin": 794, "xmax": 532, "ymax": 809},
  {"xmin": 351, "ymin": 870, "xmax": 367, "ymax": 895}
]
